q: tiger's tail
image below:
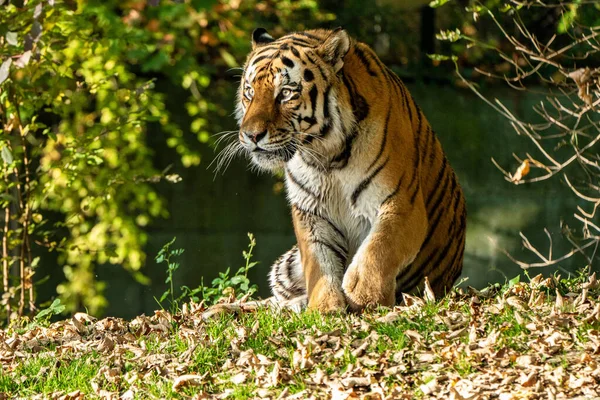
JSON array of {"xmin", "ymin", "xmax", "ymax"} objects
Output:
[{"xmin": 268, "ymin": 245, "xmax": 306, "ymax": 302}]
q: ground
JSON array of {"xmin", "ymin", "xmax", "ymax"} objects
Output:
[{"xmin": 1, "ymin": 273, "xmax": 599, "ymax": 399}]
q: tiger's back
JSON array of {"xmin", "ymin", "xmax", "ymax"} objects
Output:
[{"xmin": 236, "ymin": 28, "xmax": 466, "ymax": 311}]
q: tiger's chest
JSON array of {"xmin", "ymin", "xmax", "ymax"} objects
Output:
[{"xmin": 285, "ymin": 156, "xmax": 380, "ymax": 254}]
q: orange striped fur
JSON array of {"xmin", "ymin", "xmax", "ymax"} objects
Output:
[{"xmin": 235, "ymin": 28, "xmax": 466, "ymax": 312}]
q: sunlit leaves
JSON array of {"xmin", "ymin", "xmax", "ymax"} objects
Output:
[
  {"xmin": 5, "ymin": 32, "xmax": 18, "ymax": 46},
  {"xmin": 429, "ymin": 0, "xmax": 451, "ymax": 8},
  {"xmin": 0, "ymin": 0, "xmax": 331, "ymax": 319},
  {"xmin": 0, "ymin": 58, "xmax": 11, "ymax": 85},
  {"xmin": 1, "ymin": 146, "xmax": 13, "ymax": 165},
  {"xmin": 436, "ymin": 28, "xmax": 461, "ymax": 43}
]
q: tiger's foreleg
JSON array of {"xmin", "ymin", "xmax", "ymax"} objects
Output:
[
  {"xmin": 342, "ymin": 194, "xmax": 428, "ymax": 310},
  {"xmin": 292, "ymin": 205, "xmax": 349, "ymax": 313}
]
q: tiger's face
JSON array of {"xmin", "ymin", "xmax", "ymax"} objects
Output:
[{"xmin": 237, "ymin": 28, "xmax": 350, "ymax": 171}]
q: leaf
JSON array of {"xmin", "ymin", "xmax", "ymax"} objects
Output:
[
  {"xmin": 15, "ymin": 51, "xmax": 32, "ymax": 69},
  {"xmin": 436, "ymin": 29, "xmax": 461, "ymax": 42},
  {"xmin": 427, "ymin": 53, "xmax": 458, "ymax": 62},
  {"xmin": 24, "ymin": 21, "xmax": 43, "ymax": 51},
  {"xmin": 0, "ymin": 58, "xmax": 12, "ymax": 85},
  {"xmin": 230, "ymin": 275, "xmax": 246, "ymax": 285},
  {"xmin": 33, "ymin": 3, "xmax": 43, "ymax": 19},
  {"xmin": 1, "ymin": 146, "xmax": 13, "ymax": 164},
  {"xmin": 429, "ymin": 0, "xmax": 451, "ymax": 8},
  {"xmin": 219, "ymin": 49, "xmax": 238, "ymax": 68},
  {"xmin": 6, "ymin": 32, "xmax": 18, "ymax": 46},
  {"xmin": 510, "ymin": 160, "xmax": 530, "ymax": 183}
]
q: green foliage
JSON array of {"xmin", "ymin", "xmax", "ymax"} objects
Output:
[
  {"xmin": 33, "ymin": 299, "xmax": 66, "ymax": 323},
  {"xmin": 201, "ymin": 232, "xmax": 258, "ymax": 304},
  {"xmin": 155, "ymin": 237, "xmax": 185, "ymax": 312},
  {"xmin": 0, "ymin": 0, "xmax": 330, "ymax": 321},
  {"xmin": 156, "ymin": 233, "xmax": 258, "ymax": 312}
]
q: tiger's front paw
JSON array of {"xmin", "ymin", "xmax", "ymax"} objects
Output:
[
  {"xmin": 308, "ymin": 286, "xmax": 346, "ymax": 313},
  {"xmin": 342, "ymin": 263, "xmax": 395, "ymax": 311}
]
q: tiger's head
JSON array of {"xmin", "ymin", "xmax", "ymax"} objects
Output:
[{"xmin": 236, "ymin": 28, "xmax": 352, "ymax": 171}]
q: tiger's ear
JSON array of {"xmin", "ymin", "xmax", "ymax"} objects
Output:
[
  {"xmin": 252, "ymin": 28, "xmax": 275, "ymax": 49},
  {"xmin": 317, "ymin": 28, "xmax": 350, "ymax": 72}
]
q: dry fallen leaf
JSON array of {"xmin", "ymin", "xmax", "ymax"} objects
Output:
[
  {"xmin": 510, "ymin": 159, "xmax": 530, "ymax": 182},
  {"xmin": 172, "ymin": 374, "xmax": 206, "ymax": 391}
]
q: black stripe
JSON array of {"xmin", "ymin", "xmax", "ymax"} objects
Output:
[
  {"xmin": 353, "ymin": 45, "xmax": 379, "ymax": 77},
  {"xmin": 253, "ymin": 45, "xmax": 279, "ymax": 56},
  {"xmin": 302, "ymin": 116, "xmax": 317, "ymax": 125},
  {"xmin": 330, "ymin": 128, "xmax": 357, "ymax": 169},
  {"xmin": 286, "ymin": 170, "xmax": 320, "ymax": 199},
  {"xmin": 431, "ymin": 231, "xmax": 465, "ymax": 289},
  {"xmin": 289, "ymin": 38, "xmax": 315, "ymax": 47},
  {"xmin": 342, "ymin": 74, "xmax": 369, "ymax": 122},
  {"xmin": 290, "ymin": 46, "xmax": 301, "ymax": 58},
  {"xmin": 420, "ymin": 125, "xmax": 432, "ymax": 165},
  {"xmin": 280, "ymin": 56, "xmax": 295, "ymax": 68},
  {"xmin": 445, "ymin": 186, "xmax": 463, "ymax": 235},
  {"xmin": 409, "ymin": 218, "xmax": 465, "ymax": 293},
  {"xmin": 322, "ymin": 86, "xmax": 331, "ymax": 119},
  {"xmin": 304, "ymin": 69, "xmax": 314, "ymax": 82},
  {"xmin": 367, "ymin": 104, "xmax": 391, "ymax": 172},
  {"xmin": 424, "ymin": 181, "xmax": 455, "ymax": 247},
  {"xmin": 351, "ymin": 157, "xmax": 389, "ymax": 206},
  {"xmin": 417, "ymin": 178, "xmax": 453, "ymax": 255},
  {"xmin": 283, "ymin": 249, "xmax": 305, "ymax": 296},
  {"xmin": 430, "ymin": 168, "xmax": 456, "ymax": 216},
  {"xmin": 272, "ymin": 259, "xmax": 292, "ymax": 300},
  {"xmin": 306, "ymin": 53, "xmax": 327, "ymax": 81},
  {"xmin": 293, "ymin": 205, "xmax": 348, "ymax": 249},
  {"xmin": 252, "ymin": 54, "xmax": 273, "ymax": 66},
  {"xmin": 381, "ymin": 171, "xmax": 405, "ymax": 206},
  {"xmin": 426, "ymin": 158, "xmax": 448, "ymax": 209},
  {"xmin": 396, "ymin": 82, "xmax": 412, "ymax": 126},
  {"xmin": 405, "ymin": 167, "xmax": 420, "ymax": 206},
  {"xmin": 408, "ymin": 132, "xmax": 422, "ymax": 206},
  {"xmin": 425, "ymin": 133, "xmax": 439, "ymax": 171},
  {"xmin": 308, "ymin": 85, "xmax": 318, "ymax": 117},
  {"xmin": 318, "ymin": 120, "xmax": 332, "ymax": 138},
  {"xmin": 403, "ymin": 209, "xmax": 462, "ymax": 292},
  {"xmin": 312, "ymin": 239, "xmax": 346, "ymax": 265},
  {"xmin": 295, "ymin": 31, "xmax": 321, "ymax": 40}
]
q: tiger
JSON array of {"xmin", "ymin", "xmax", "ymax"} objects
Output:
[{"xmin": 235, "ymin": 27, "xmax": 467, "ymax": 312}]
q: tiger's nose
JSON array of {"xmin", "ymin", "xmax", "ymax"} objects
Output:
[{"xmin": 242, "ymin": 130, "xmax": 267, "ymax": 144}]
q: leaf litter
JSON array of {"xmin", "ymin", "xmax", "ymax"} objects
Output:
[{"xmin": 1, "ymin": 273, "xmax": 600, "ymax": 399}]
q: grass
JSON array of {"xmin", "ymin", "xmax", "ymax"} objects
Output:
[{"xmin": 1, "ymin": 271, "xmax": 599, "ymax": 399}]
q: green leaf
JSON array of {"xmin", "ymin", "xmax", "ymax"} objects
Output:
[
  {"xmin": 429, "ymin": 0, "xmax": 450, "ymax": 8},
  {"xmin": 427, "ymin": 53, "xmax": 458, "ymax": 62},
  {"xmin": 0, "ymin": 58, "xmax": 12, "ymax": 85},
  {"xmin": 6, "ymin": 32, "xmax": 18, "ymax": 46},
  {"xmin": 508, "ymin": 275, "xmax": 521, "ymax": 288},
  {"xmin": 230, "ymin": 275, "xmax": 245, "ymax": 285},
  {"xmin": 1, "ymin": 146, "xmax": 13, "ymax": 164},
  {"xmin": 219, "ymin": 49, "xmax": 238, "ymax": 68}
]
